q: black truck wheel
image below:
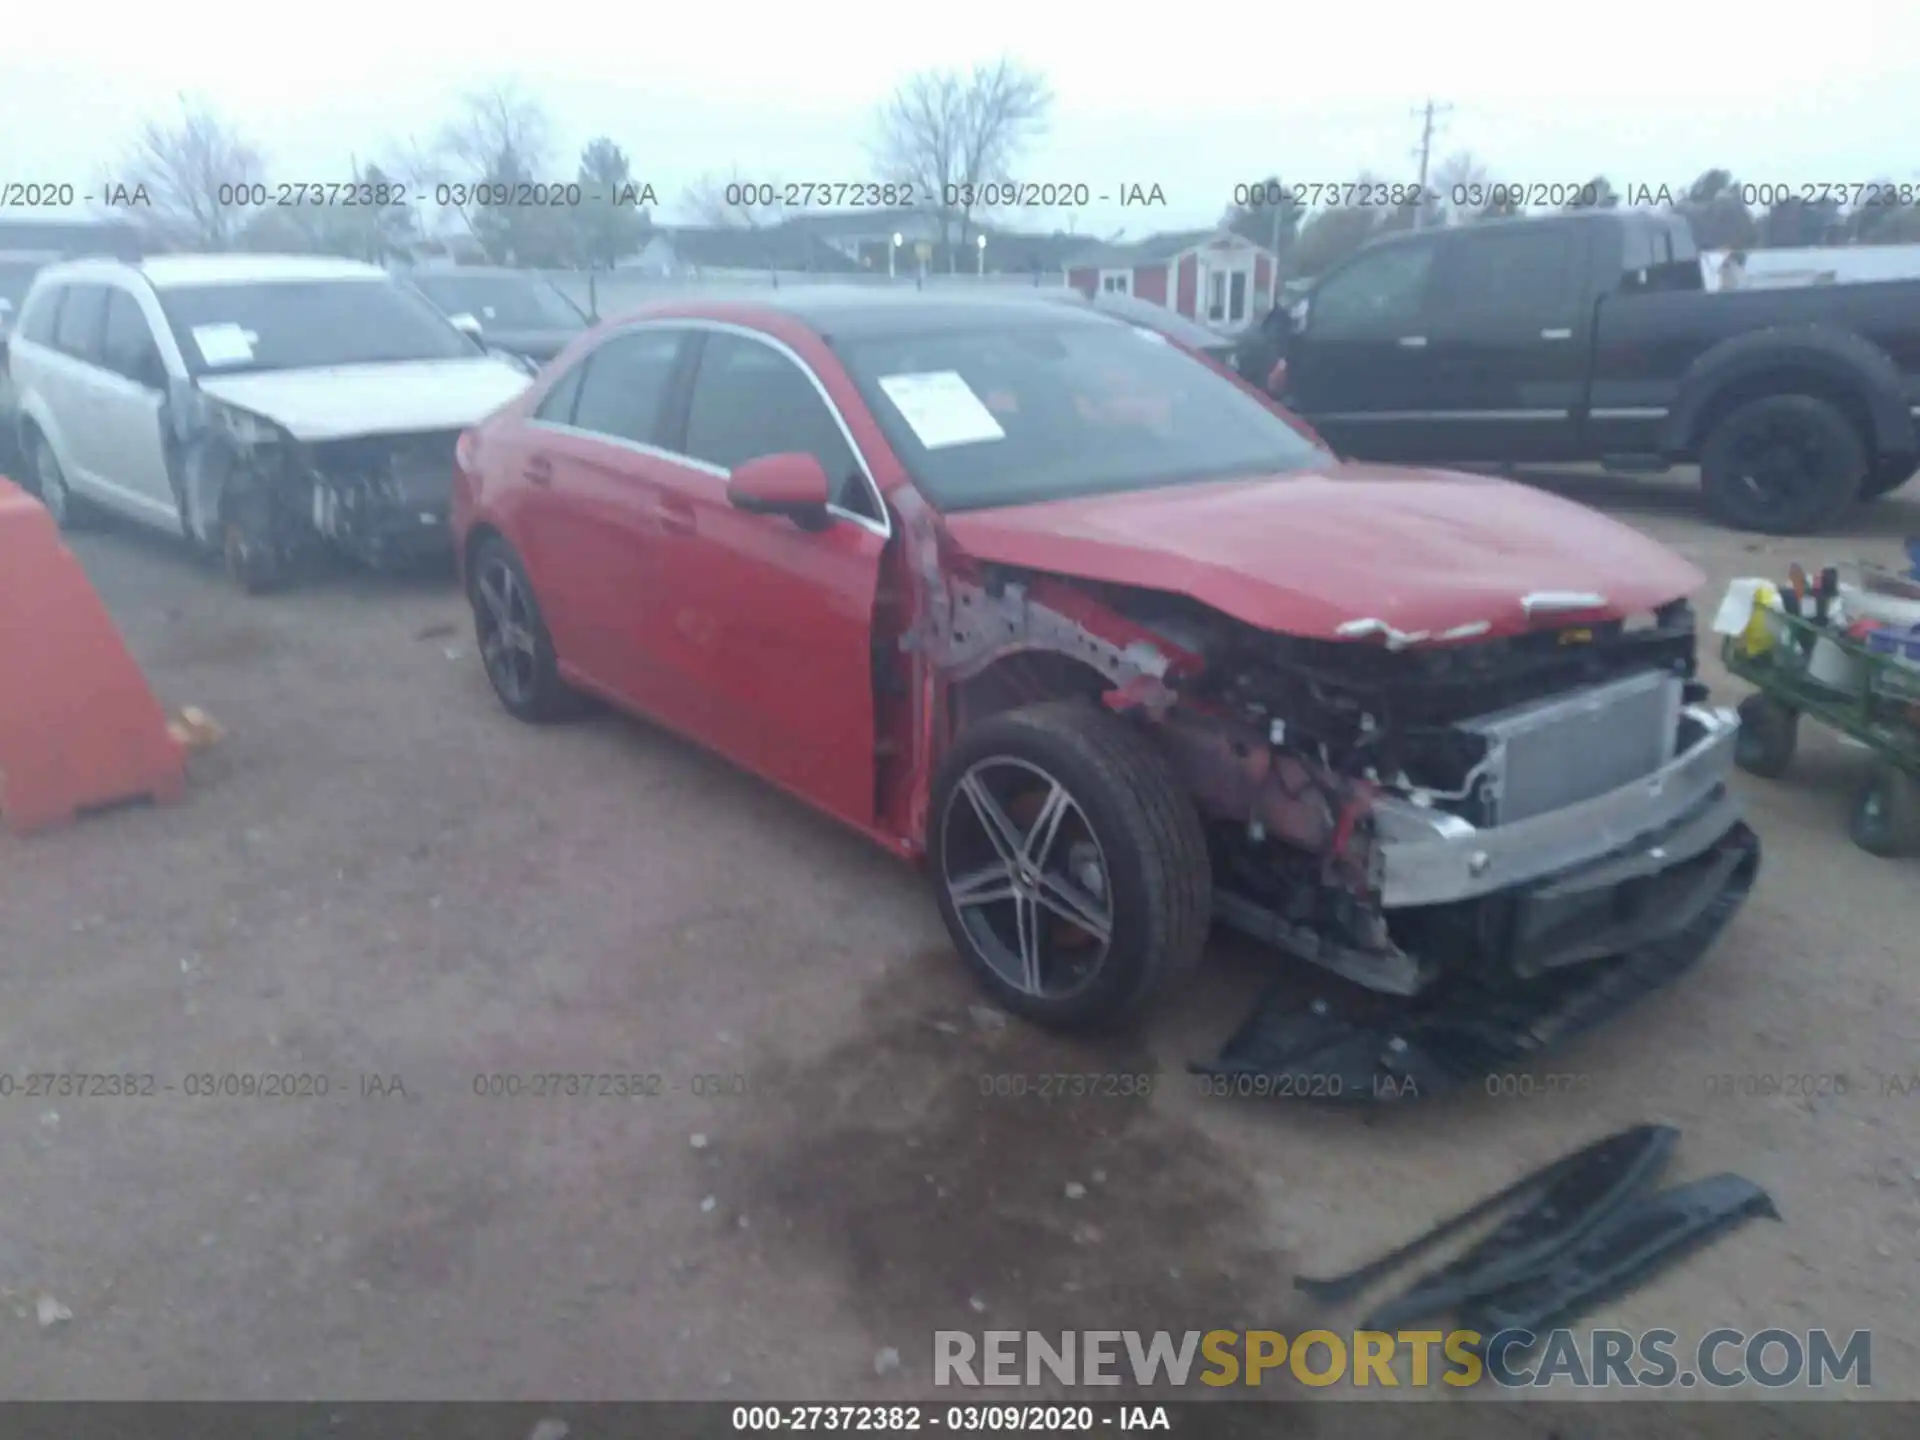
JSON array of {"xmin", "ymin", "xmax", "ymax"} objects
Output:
[
  {"xmin": 1699, "ymin": 394, "xmax": 1866, "ymax": 534},
  {"xmin": 1734, "ymin": 694, "xmax": 1798, "ymax": 779},
  {"xmin": 1862, "ymin": 457, "xmax": 1917, "ymax": 500},
  {"xmin": 928, "ymin": 700, "xmax": 1211, "ymax": 1030},
  {"xmin": 1849, "ymin": 762, "xmax": 1920, "ymax": 858}
]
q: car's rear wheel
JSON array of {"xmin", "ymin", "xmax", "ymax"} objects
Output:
[
  {"xmin": 32, "ymin": 437, "xmax": 90, "ymax": 530},
  {"xmin": 1699, "ymin": 394, "xmax": 1865, "ymax": 534},
  {"xmin": 927, "ymin": 700, "xmax": 1211, "ymax": 1030},
  {"xmin": 468, "ymin": 534, "xmax": 582, "ymax": 722}
]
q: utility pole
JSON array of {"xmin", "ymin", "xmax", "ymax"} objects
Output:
[{"xmin": 1411, "ymin": 99, "xmax": 1452, "ymax": 227}]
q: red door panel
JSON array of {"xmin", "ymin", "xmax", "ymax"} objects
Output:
[
  {"xmin": 652, "ymin": 463, "xmax": 885, "ymax": 826},
  {"xmin": 519, "ymin": 429, "xmax": 672, "ymax": 703}
]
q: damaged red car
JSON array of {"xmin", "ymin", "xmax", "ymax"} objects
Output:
[{"xmin": 450, "ymin": 291, "xmax": 1761, "ymax": 1097}]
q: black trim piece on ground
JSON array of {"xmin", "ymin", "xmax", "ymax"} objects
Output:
[
  {"xmin": 1360, "ymin": 1124, "xmax": 1678, "ymax": 1329},
  {"xmin": 1292, "ymin": 1123, "xmax": 1673, "ymax": 1307},
  {"xmin": 1460, "ymin": 1172, "xmax": 1782, "ymax": 1339}
]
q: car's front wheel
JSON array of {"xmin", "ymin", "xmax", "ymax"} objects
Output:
[
  {"xmin": 927, "ymin": 700, "xmax": 1211, "ymax": 1030},
  {"xmin": 468, "ymin": 534, "xmax": 582, "ymax": 722}
]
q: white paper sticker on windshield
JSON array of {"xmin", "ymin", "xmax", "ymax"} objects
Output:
[
  {"xmin": 877, "ymin": 371, "xmax": 1006, "ymax": 450},
  {"xmin": 191, "ymin": 323, "xmax": 255, "ymax": 367}
]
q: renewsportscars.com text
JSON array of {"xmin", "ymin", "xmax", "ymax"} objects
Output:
[{"xmin": 933, "ymin": 1327, "xmax": 1872, "ymax": 1389}]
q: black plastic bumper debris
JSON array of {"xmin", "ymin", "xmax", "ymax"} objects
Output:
[
  {"xmin": 1193, "ymin": 822, "xmax": 1759, "ymax": 1102},
  {"xmin": 1460, "ymin": 1172, "xmax": 1782, "ymax": 1339},
  {"xmin": 1293, "ymin": 1125, "xmax": 1780, "ymax": 1346},
  {"xmin": 1293, "ymin": 1123, "xmax": 1676, "ymax": 1310}
]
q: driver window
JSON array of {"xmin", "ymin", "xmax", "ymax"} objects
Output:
[
  {"xmin": 1308, "ymin": 241, "xmax": 1437, "ymax": 339},
  {"xmin": 684, "ymin": 333, "xmax": 877, "ymax": 520}
]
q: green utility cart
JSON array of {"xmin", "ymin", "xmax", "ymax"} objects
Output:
[{"xmin": 1725, "ymin": 604, "xmax": 1920, "ymax": 856}]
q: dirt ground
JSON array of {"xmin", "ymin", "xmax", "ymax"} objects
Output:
[{"xmin": 1, "ymin": 468, "xmax": 1915, "ymax": 1405}]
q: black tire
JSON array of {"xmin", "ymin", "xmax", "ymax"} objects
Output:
[
  {"xmin": 927, "ymin": 699, "xmax": 1211, "ymax": 1030},
  {"xmin": 1862, "ymin": 457, "xmax": 1916, "ymax": 500},
  {"xmin": 1699, "ymin": 394, "xmax": 1866, "ymax": 534},
  {"xmin": 468, "ymin": 534, "xmax": 583, "ymax": 723},
  {"xmin": 31, "ymin": 436, "xmax": 91, "ymax": 530},
  {"xmin": 1734, "ymin": 693, "xmax": 1798, "ymax": 779},
  {"xmin": 1848, "ymin": 761, "xmax": 1920, "ymax": 858},
  {"xmin": 221, "ymin": 490, "xmax": 286, "ymax": 594}
]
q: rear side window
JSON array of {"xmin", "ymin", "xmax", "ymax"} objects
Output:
[
  {"xmin": 1433, "ymin": 227, "xmax": 1585, "ymax": 325},
  {"xmin": 18, "ymin": 284, "xmax": 66, "ymax": 346},
  {"xmin": 100, "ymin": 289, "xmax": 165, "ymax": 386},
  {"xmin": 569, "ymin": 329, "xmax": 683, "ymax": 445},
  {"xmin": 53, "ymin": 283, "xmax": 110, "ymax": 362}
]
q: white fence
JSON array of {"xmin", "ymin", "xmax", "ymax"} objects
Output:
[{"xmin": 537, "ymin": 268, "xmax": 1074, "ymax": 320}]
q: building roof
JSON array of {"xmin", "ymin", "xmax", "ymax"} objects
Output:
[{"xmin": 137, "ymin": 254, "xmax": 388, "ymax": 288}]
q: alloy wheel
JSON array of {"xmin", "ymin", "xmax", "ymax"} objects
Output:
[
  {"xmin": 938, "ymin": 756, "xmax": 1115, "ymax": 999},
  {"xmin": 474, "ymin": 556, "xmax": 540, "ymax": 706}
]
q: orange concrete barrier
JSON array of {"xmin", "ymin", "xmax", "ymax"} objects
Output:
[{"xmin": 0, "ymin": 476, "xmax": 187, "ymax": 834}]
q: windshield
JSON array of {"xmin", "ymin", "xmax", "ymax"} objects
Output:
[
  {"xmin": 410, "ymin": 273, "xmax": 587, "ymax": 331},
  {"xmin": 157, "ymin": 278, "xmax": 479, "ymax": 376},
  {"xmin": 837, "ymin": 320, "xmax": 1326, "ymax": 511}
]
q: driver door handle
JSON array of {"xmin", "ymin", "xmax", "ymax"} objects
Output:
[
  {"xmin": 1397, "ymin": 335, "xmax": 1428, "ymax": 349},
  {"xmin": 524, "ymin": 454, "xmax": 553, "ymax": 487},
  {"xmin": 1541, "ymin": 327, "xmax": 1573, "ymax": 341}
]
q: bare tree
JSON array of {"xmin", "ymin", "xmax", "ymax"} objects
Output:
[
  {"xmin": 121, "ymin": 96, "xmax": 266, "ymax": 250},
  {"xmin": 870, "ymin": 58, "xmax": 1053, "ymax": 270},
  {"xmin": 681, "ymin": 167, "xmax": 784, "ymax": 228},
  {"xmin": 434, "ymin": 83, "xmax": 556, "ymax": 261}
]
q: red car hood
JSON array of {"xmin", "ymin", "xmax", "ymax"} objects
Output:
[{"xmin": 939, "ymin": 463, "xmax": 1703, "ymax": 643}]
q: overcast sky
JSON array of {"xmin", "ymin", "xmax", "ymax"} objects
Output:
[{"xmin": 5, "ymin": 0, "xmax": 1917, "ymax": 238}]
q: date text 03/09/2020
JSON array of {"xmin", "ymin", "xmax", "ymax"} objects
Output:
[
  {"xmin": 0, "ymin": 1072, "xmax": 406, "ymax": 1099},
  {"xmin": 729, "ymin": 1403, "xmax": 1170, "ymax": 1431},
  {"xmin": 719, "ymin": 181, "xmax": 1168, "ymax": 211},
  {"xmin": 206, "ymin": 180, "xmax": 662, "ymax": 210}
]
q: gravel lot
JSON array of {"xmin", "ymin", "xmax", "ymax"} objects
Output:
[{"xmin": 1, "ymin": 469, "xmax": 1916, "ymax": 1405}]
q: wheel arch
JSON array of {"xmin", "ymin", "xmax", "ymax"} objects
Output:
[{"xmin": 1661, "ymin": 326, "xmax": 1914, "ymax": 463}]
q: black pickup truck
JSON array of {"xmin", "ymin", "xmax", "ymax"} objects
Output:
[{"xmin": 1240, "ymin": 210, "xmax": 1920, "ymax": 533}]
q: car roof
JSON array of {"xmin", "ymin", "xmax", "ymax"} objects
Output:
[
  {"xmin": 139, "ymin": 254, "xmax": 391, "ymax": 289},
  {"xmin": 26, "ymin": 254, "xmax": 392, "ymax": 291},
  {"xmin": 618, "ymin": 285, "xmax": 1122, "ymax": 340}
]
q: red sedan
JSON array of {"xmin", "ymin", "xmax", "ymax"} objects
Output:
[{"xmin": 451, "ymin": 289, "xmax": 1756, "ymax": 1092}]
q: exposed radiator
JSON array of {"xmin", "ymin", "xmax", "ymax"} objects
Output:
[{"xmin": 1460, "ymin": 670, "xmax": 1682, "ymax": 825}]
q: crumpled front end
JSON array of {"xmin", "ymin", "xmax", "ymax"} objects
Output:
[
  {"xmin": 898, "ymin": 503, "xmax": 1759, "ymax": 1099},
  {"xmin": 172, "ymin": 385, "xmax": 460, "ymax": 575}
]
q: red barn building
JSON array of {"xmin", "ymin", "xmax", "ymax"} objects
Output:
[{"xmin": 1065, "ymin": 228, "xmax": 1281, "ymax": 333}]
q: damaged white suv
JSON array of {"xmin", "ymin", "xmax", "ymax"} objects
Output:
[{"xmin": 8, "ymin": 254, "xmax": 532, "ymax": 590}]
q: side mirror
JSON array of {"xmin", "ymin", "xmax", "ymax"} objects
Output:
[{"xmin": 726, "ymin": 452, "xmax": 833, "ymax": 530}]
